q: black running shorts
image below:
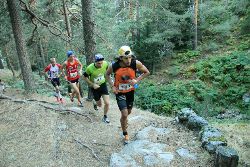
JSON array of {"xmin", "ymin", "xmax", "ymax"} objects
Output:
[
  {"xmin": 70, "ymin": 78, "xmax": 79, "ymax": 83},
  {"xmin": 91, "ymin": 83, "xmax": 109, "ymax": 101},
  {"xmin": 116, "ymin": 90, "xmax": 134, "ymax": 111},
  {"xmin": 51, "ymin": 78, "xmax": 60, "ymax": 87}
]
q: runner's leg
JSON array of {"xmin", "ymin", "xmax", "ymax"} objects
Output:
[{"xmin": 102, "ymin": 95, "xmax": 110, "ymax": 116}]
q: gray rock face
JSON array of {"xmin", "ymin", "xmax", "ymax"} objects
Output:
[
  {"xmin": 215, "ymin": 146, "xmax": 239, "ymax": 167},
  {"xmin": 136, "ymin": 126, "xmax": 170, "ymax": 142},
  {"xmin": 177, "ymin": 108, "xmax": 196, "ymax": 122},
  {"xmin": 200, "ymin": 126, "xmax": 227, "ymax": 153},
  {"xmin": 187, "ymin": 115, "xmax": 208, "ymax": 130},
  {"xmin": 110, "ymin": 140, "xmax": 174, "ymax": 167},
  {"xmin": 110, "ymin": 126, "xmax": 175, "ymax": 167},
  {"xmin": 110, "ymin": 153, "xmax": 137, "ymax": 167},
  {"xmin": 176, "ymin": 148, "xmax": 197, "ymax": 160}
]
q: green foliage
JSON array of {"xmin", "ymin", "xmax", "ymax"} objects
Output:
[
  {"xmin": 200, "ymin": 1, "xmax": 239, "ymax": 43},
  {"xmin": 174, "ymin": 50, "xmax": 200, "ymax": 63},
  {"xmin": 135, "ymin": 51, "xmax": 250, "ymax": 116}
]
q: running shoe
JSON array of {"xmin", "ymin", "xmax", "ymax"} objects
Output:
[
  {"xmin": 102, "ymin": 116, "xmax": 110, "ymax": 123},
  {"xmin": 78, "ymin": 101, "xmax": 84, "ymax": 107},
  {"xmin": 93, "ymin": 101, "xmax": 98, "ymax": 111}
]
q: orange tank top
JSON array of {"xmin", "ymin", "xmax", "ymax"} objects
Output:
[{"xmin": 112, "ymin": 59, "xmax": 136, "ymax": 93}]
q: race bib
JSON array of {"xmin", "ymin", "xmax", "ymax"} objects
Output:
[
  {"xmin": 70, "ymin": 72, "xmax": 77, "ymax": 78},
  {"xmin": 94, "ymin": 75, "xmax": 104, "ymax": 84},
  {"xmin": 118, "ymin": 83, "xmax": 132, "ymax": 91}
]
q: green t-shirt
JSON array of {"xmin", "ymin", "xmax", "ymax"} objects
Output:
[{"xmin": 85, "ymin": 61, "xmax": 109, "ymax": 85}]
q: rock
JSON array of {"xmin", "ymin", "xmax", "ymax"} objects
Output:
[
  {"xmin": 187, "ymin": 115, "xmax": 208, "ymax": 131},
  {"xmin": 68, "ymin": 107, "xmax": 82, "ymax": 112},
  {"xmin": 243, "ymin": 93, "xmax": 250, "ymax": 103},
  {"xmin": 205, "ymin": 141, "xmax": 227, "ymax": 154},
  {"xmin": 200, "ymin": 126, "xmax": 227, "ymax": 153},
  {"xmin": 136, "ymin": 126, "xmax": 170, "ymax": 142},
  {"xmin": 215, "ymin": 146, "xmax": 239, "ymax": 167},
  {"xmin": 110, "ymin": 153, "xmax": 137, "ymax": 167},
  {"xmin": 110, "ymin": 140, "xmax": 174, "ymax": 166},
  {"xmin": 177, "ymin": 108, "xmax": 196, "ymax": 122},
  {"xmin": 144, "ymin": 152, "xmax": 174, "ymax": 166},
  {"xmin": 176, "ymin": 148, "xmax": 197, "ymax": 160},
  {"xmin": 216, "ymin": 110, "xmax": 240, "ymax": 119}
]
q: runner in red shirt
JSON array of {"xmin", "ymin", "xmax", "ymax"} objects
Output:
[{"xmin": 61, "ymin": 51, "xmax": 83, "ymax": 106}]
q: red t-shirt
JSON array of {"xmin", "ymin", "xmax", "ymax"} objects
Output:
[{"xmin": 66, "ymin": 60, "xmax": 80, "ymax": 81}]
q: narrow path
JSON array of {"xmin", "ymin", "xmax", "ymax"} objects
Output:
[{"xmin": 0, "ymin": 88, "xmax": 213, "ymax": 166}]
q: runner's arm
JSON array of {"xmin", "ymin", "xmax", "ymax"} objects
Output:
[
  {"xmin": 82, "ymin": 72, "xmax": 94, "ymax": 87},
  {"xmin": 57, "ymin": 64, "xmax": 64, "ymax": 77},
  {"xmin": 76, "ymin": 59, "xmax": 83, "ymax": 74},
  {"xmin": 43, "ymin": 65, "xmax": 51, "ymax": 79},
  {"xmin": 105, "ymin": 64, "xmax": 114, "ymax": 88},
  {"xmin": 105, "ymin": 64, "xmax": 118, "ymax": 94},
  {"xmin": 135, "ymin": 60, "xmax": 150, "ymax": 83},
  {"xmin": 60, "ymin": 62, "xmax": 67, "ymax": 77}
]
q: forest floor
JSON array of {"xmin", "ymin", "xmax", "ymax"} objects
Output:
[{"xmin": 0, "ymin": 69, "xmax": 249, "ymax": 167}]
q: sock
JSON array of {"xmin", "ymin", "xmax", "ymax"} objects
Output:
[
  {"xmin": 123, "ymin": 131, "xmax": 128, "ymax": 136},
  {"xmin": 104, "ymin": 115, "xmax": 107, "ymax": 118}
]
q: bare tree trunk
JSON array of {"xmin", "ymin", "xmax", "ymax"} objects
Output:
[
  {"xmin": 136, "ymin": 0, "xmax": 140, "ymax": 43},
  {"xmin": 37, "ymin": 37, "xmax": 46, "ymax": 78},
  {"xmin": 0, "ymin": 55, "xmax": 4, "ymax": 69},
  {"xmin": 38, "ymin": 37, "xmax": 46, "ymax": 68},
  {"xmin": 81, "ymin": 0, "xmax": 96, "ymax": 100},
  {"xmin": 194, "ymin": 0, "xmax": 198, "ymax": 50},
  {"xmin": 7, "ymin": 0, "xmax": 34, "ymax": 91},
  {"xmin": 63, "ymin": 0, "xmax": 72, "ymax": 44},
  {"xmin": 81, "ymin": 0, "xmax": 96, "ymax": 65},
  {"xmin": 3, "ymin": 46, "xmax": 15, "ymax": 77}
]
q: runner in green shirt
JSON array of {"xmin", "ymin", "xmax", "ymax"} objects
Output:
[{"xmin": 83, "ymin": 54, "xmax": 110, "ymax": 123}]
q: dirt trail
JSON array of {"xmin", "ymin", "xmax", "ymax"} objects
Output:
[
  {"xmin": 0, "ymin": 68, "xmax": 213, "ymax": 167},
  {"xmin": 0, "ymin": 87, "xmax": 214, "ymax": 167}
]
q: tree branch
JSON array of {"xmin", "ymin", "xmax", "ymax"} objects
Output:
[
  {"xmin": 18, "ymin": 0, "xmax": 70, "ymax": 42},
  {"xmin": 74, "ymin": 138, "xmax": 101, "ymax": 162},
  {"xmin": 0, "ymin": 94, "xmax": 93, "ymax": 122}
]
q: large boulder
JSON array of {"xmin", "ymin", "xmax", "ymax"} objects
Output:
[
  {"xmin": 177, "ymin": 108, "xmax": 196, "ymax": 122},
  {"xmin": 200, "ymin": 126, "xmax": 227, "ymax": 153},
  {"xmin": 110, "ymin": 153, "xmax": 137, "ymax": 167},
  {"xmin": 215, "ymin": 146, "xmax": 239, "ymax": 167},
  {"xmin": 187, "ymin": 115, "xmax": 208, "ymax": 131},
  {"xmin": 110, "ymin": 140, "xmax": 174, "ymax": 166}
]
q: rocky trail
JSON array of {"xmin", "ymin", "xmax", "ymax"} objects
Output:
[
  {"xmin": 0, "ymin": 87, "xmax": 214, "ymax": 167},
  {"xmin": 3, "ymin": 69, "xmax": 250, "ymax": 167}
]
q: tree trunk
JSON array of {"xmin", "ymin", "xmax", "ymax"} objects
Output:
[
  {"xmin": 37, "ymin": 38, "xmax": 45, "ymax": 78},
  {"xmin": 194, "ymin": 0, "xmax": 198, "ymax": 50},
  {"xmin": 7, "ymin": 0, "xmax": 34, "ymax": 91},
  {"xmin": 0, "ymin": 55, "xmax": 4, "ymax": 69},
  {"xmin": 81, "ymin": 0, "xmax": 96, "ymax": 65},
  {"xmin": 3, "ymin": 46, "xmax": 16, "ymax": 77},
  {"xmin": 63, "ymin": 0, "xmax": 72, "ymax": 44},
  {"xmin": 38, "ymin": 37, "xmax": 46, "ymax": 68},
  {"xmin": 136, "ymin": 0, "xmax": 140, "ymax": 43},
  {"xmin": 81, "ymin": 0, "xmax": 96, "ymax": 100}
]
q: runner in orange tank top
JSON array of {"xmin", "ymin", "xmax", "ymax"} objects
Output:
[{"xmin": 106, "ymin": 46, "xmax": 150, "ymax": 144}]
